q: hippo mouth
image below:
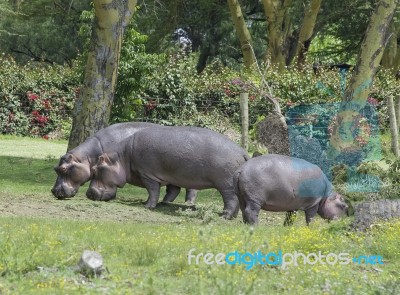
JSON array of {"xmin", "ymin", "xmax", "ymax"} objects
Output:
[
  {"xmin": 51, "ymin": 186, "xmax": 78, "ymax": 199},
  {"xmin": 86, "ymin": 187, "xmax": 116, "ymax": 201}
]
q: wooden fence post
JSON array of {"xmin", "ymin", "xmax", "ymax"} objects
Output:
[
  {"xmin": 387, "ymin": 96, "xmax": 400, "ymax": 157},
  {"xmin": 240, "ymin": 93, "xmax": 249, "ymax": 150},
  {"xmin": 395, "ymin": 95, "xmax": 400, "ymax": 132}
]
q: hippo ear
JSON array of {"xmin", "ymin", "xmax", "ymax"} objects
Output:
[{"xmin": 68, "ymin": 154, "xmax": 75, "ymax": 162}]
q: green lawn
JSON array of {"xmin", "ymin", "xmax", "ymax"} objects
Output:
[{"xmin": 0, "ymin": 135, "xmax": 399, "ymax": 294}]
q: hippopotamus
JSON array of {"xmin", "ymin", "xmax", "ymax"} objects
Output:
[
  {"xmin": 51, "ymin": 122, "xmax": 197, "ymax": 203},
  {"xmin": 234, "ymin": 154, "xmax": 348, "ymax": 225},
  {"xmin": 86, "ymin": 125, "xmax": 250, "ymax": 219}
]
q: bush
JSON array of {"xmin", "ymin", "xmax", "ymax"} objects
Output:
[
  {"xmin": 111, "ymin": 27, "xmax": 167, "ymax": 123},
  {"xmin": 0, "ymin": 56, "xmax": 79, "ymax": 138}
]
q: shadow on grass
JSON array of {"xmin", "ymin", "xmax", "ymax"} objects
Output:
[
  {"xmin": 112, "ymin": 187, "xmax": 224, "ymax": 220},
  {"xmin": 114, "ymin": 195, "xmax": 199, "ymax": 218}
]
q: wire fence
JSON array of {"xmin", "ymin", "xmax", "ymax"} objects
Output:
[{"xmin": 0, "ymin": 95, "xmax": 393, "ymax": 142}]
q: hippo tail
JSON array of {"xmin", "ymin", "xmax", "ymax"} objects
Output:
[{"xmin": 233, "ymin": 169, "xmax": 247, "ymax": 216}]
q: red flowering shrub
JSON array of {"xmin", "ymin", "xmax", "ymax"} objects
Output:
[{"xmin": 0, "ymin": 57, "xmax": 79, "ymax": 138}]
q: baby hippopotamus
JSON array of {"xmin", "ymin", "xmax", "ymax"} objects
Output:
[{"xmin": 234, "ymin": 154, "xmax": 348, "ymax": 225}]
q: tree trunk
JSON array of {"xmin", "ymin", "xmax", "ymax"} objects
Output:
[
  {"xmin": 394, "ymin": 50, "xmax": 400, "ymax": 74},
  {"xmin": 68, "ymin": 0, "xmax": 137, "ymax": 151},
  {"xmin": 395, "ymin": 96, "xmax": 400, "ymax": 132},
  {"xmin": 329, "ymin": 0, "xmax": 398, "ymax": 159},
  {"xmin": 227, "ymin": 0, "xmax": 256, "ymax": 69},
  {"xmin": 296, "ymin": 0, "xmax": 322, "ymax": 67},
  {"xmin": 387, "ymin": 96, "xmax": 400, "ymax": 156},
  {"xmin": 381, "ymin": 21, "xmax": 398, "ymax": 72},
  {"xmin": 262, "ymin": 0, "xmax": 292, "ymax": 71}
]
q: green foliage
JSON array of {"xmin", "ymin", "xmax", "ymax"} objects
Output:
[
  {"xmin": 334, "ymin": 156, "xmax": 400, "ymax": 203},
  {"xmin": 310, "ymin": 0, "xmax": 375, "ymax": 64},
  {"xmin": 370, "ymin": 68, "xmax": 400, "ymax": 128},
  {"xmin": 125, "ymin": 55, "xmax": 260, "ymax": 133},
  {"xmin": 0, "ymin": 0, "xmax": 91, "ymax": 65},
  {"xmin": 0, "ymin": 57, "xmax": 79, "ymax": 138},
  {"xmin": 111, "ymin": 27, "xmax": 167, "ymax": 122},
  {"xmin": 386, "ymin": 158, "xmax": 400, "ymax": 184}
]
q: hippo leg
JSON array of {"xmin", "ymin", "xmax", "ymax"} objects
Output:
[
  {"xmin": 162, "ymin": 185, "xmax": 181, "ymax": 203},
  {"xmin": 219, "ymin": 189, "xmax": 240, "ymax": 219},
  {"xmin": 243, "ymin": 201, "xmax": 261, "ymax": 224},
  {"xmin": 283, "ymin": 211, "xmax": 298, "ymax": 226},
  {"xmin": 237, "ymin": 193, "xmax": 247, "ymax": 223},
  {"xmin": 141, "ymin": 177, "xmax": 161, "ymax": 209},
  {"xmin": 184, "ymin": 189, "xmax": 197, "ymax": 204},
  {"xmin": 240, "ymin": 205, "xmax": 248, "ymax": 223},
  {"xmin": 305, "ymin": 205, "xmax": 319, "ymax": 225}
]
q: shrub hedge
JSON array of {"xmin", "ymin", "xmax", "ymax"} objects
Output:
[
  {"xmin": 1, "ymin": 50, "xmax": 397, "ymax": 139},
  {"xmin": 0, "ymin": 56, "xmax": 80, "ymax": 139}
]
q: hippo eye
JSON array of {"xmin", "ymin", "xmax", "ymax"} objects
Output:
[{"xmin": 55, "ymin": 165, "xmax": 72, "ymax": 176}]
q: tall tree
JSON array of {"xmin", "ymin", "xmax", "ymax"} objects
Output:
[
  {"xmin": 329, "ymin": 0, "xmax": 399, "ymax": 159},
  {"xmin": 300, "ymin": 0, "xmax": 375, "ymax": 64},
  {"xmin": 227, "ymin": 0, "xmax": 256, "ymax": 68},
  {"xmin": 261, "ymin": 0, "xmax": 293, "ymax": 71},
  {"xmin": 295, "ymin": 0, "xmax": 322, "ymax": 67},
  {"xmin": 68, "ymin": 0, "xmax": 137, "ymax": 150}
]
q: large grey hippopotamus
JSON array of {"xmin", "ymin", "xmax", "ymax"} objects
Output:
[
  {"xmin": 234, "ymin": 154, "xmax": 348, "ymax": 225},
  {"xmin": 51, "ymin": 122, "xmax": 197, "ymax": 203},
  {"xmin": 86, "ymin": 126, "xmax": 250, "ymax": 219}
]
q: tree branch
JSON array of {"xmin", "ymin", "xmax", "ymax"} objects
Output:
[{"xmin": 10, "ymin": 46, "xmax": 55, "ymax": 65}]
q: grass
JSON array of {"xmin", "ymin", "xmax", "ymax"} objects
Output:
[{"xmin": 0, "ymin": 135, "xmax": 399, "ymax": 294}]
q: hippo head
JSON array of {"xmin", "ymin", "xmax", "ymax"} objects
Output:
[
  {"xmin": 318, "ymin": 193, "xmax": 349, "ymax": 220},
  {"xmin": 86, "ymin": 153, "xmax": 126, "ymax": 201},
  {"xmin": 51, "ymin": 153, "xmax": 91, "ymax": 199}
]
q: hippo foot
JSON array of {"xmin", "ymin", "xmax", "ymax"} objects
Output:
[
  {"xmin": 219, "ymin": 211, "xmax": 235, "ymax": 220},
  {"xmin": 161, "ymin": 197, "xmax": 175, "ymax": 203},
  {"xmin": 144, "ymin": 201, "xmax": 157, "ymax": 209}
]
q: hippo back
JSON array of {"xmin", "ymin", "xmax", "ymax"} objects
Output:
[
  {"xmin": 129, "ymin": 126, "xmax": 249, "ymax": 190},
  {"xmin": 236, "ymin": 154, "xmax": 331, "ymax": 212},
  {"xmin": 69, "ymin": 122, "xmax": 157, "ymax": 158}
]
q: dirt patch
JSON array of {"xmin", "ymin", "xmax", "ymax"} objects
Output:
[
  {"xmin": 0, "ymin": 193, "xmax": 200, "ymax": 224},
  {"xmin": 0, "ymin": 192, "xmax": 288, "ymax": 226}
]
